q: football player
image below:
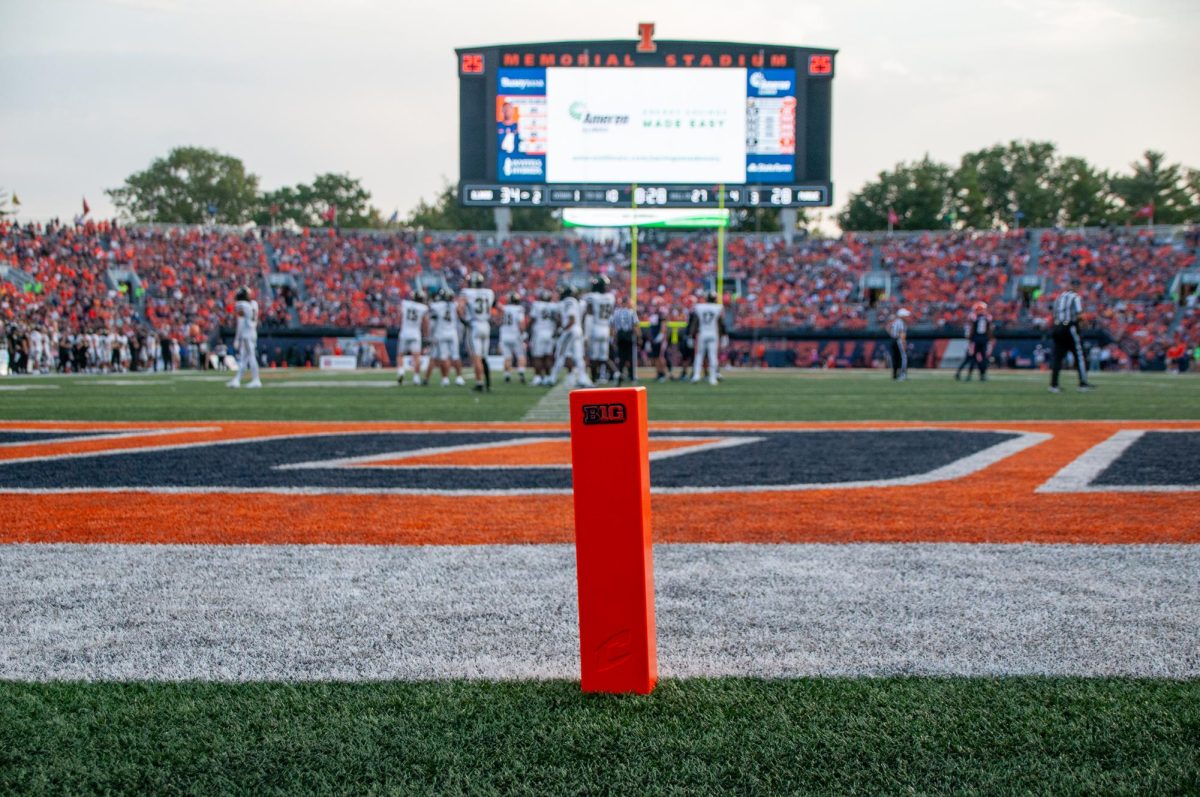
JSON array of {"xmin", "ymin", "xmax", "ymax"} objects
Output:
[
  {"xmin": 426, "ymin": 287, "xmax": 466, "ymax": 387},
  {"xmin": 549, "ymin": 284, "xmax": 593, "ymax": 388},
  {"xmin": 396, "ymin": 288, "xmax": 429, "ymax": 386},
  {"xmin": 691, "ymin": 291, "xmax": 725, "ymax": 385},
  {"xmin": 582, "ymin": 275, "xmax": 616, "ymax": 384},
  {"xmin": 968, "ymin": 301, "xmax": 994, "ymax": 382},
  {"xmin": 28, "ymin": 326, "xmax": 45, "ymax": 374},
  {"xmin": 528, "ymin": 289, "xmax": 558, "ymax": 386},
  {"xmin": 954, "ymin": 310, "xmax": 977, "ymax": 382},
  {"xmin": 647, "ymin": 302, "xmax": 671, "ymax": 382},
  {"xmin": 460, "ymin": 272, "xmax": 495, "ymax": 392},
  {"xmin": 227, "ymin": 286, "xmax": 262, "ymax": 388},
  {"xmin": 498, "ymin": 292, "xmax": 528, "ymax": 384}
]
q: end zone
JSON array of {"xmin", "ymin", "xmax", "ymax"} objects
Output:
[{"xmin": 0, "ymin": 420, "xmax": 1195, "ymax": 546}]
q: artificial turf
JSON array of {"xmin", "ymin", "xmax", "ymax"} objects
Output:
[
  {"xmin": 2, "ymin": 678, "xmax": 1197, "ymax": 796},
  {"xmin": 2, "ymin": 368, "xmax": 1198, "ymax": 794},
  {"xmin": 0, "ymin": 368, "xmax": 1197, "ymax": 421}
]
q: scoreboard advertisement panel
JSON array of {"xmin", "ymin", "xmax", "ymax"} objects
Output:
[{"xmin": 456, "ymin": 33, "xmax": 835, "ymax": 208}]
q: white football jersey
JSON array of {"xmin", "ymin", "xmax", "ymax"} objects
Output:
[
  {"xmin": 430, "ymin": 300, "xmax": 458, "ymax": 339},
  {"xmin": 499, "ymin": 303, "xmax": 525, "ymax": 342},
  {"xmin": 530, "ymin": 301, "xmax": 558, "ymax": 338},
  {"xmin": 235, "ymin": 299, "xmax": 259, "ymax": 339},
  {"xmin": 461, "ymin": 288, "xmax": 495, "ymax": 332},
  {"xmin": 583, "ymin": 292, "xmax": 617, "ymax": 335},
  {"xmin": 559, "ymin": 296, "xmax": 583, "ymax": 333},
  {"xmin": 694, "ymin": 302, "xmax": 722, "ymax": 338},
  {"xmin": 399, "ymin": 299, "xmax": 428, "ymax": 338}
]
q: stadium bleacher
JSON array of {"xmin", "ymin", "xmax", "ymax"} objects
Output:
[{"xmin": 2, "ymin": 217, "xmax": 1196, "ymax": 371}]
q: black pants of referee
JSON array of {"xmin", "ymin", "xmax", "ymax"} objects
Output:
[
  {"xmin": 1051, "ymin": 323, "xmax": 1089, "ymax": 388},
  {"xmin": 615, "ymin": 334, "xmax": 637, "ymax": 383},
  {"xmin": 890, "ymin": 339, "xmax": 906, "ymax": 379}
]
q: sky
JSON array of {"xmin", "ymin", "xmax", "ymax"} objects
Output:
[{"xmin": 1, "ymin": 0, "xmax": 1198, "ymax": 226}]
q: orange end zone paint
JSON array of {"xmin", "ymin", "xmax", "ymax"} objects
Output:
[
  {"xmin": 569, "ymin": 387, "xmax": 657, "ymax": 695},
  {"xmin": 0, "ymin": 420, "xmax": 1196, "ymax": 546}
]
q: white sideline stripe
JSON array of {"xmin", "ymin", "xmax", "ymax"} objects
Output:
[
  {"xmin": 0, "ymin": 426, "xmax": 219, "ymax": 454},
  {"xmin": 2, "ymin": 543, "xmax": 1196, "ymax": 681},
  {"xmin": 1037, "ymin": 429, "xmax": 1200, "ymax": 493},
  {"xmin": 277, "ymin": 436, "xmax": 565, "ymax": 470},
  {"xmin": 0, "ymin": 428, "xmax": 1046, "ymax": 496},
  {"xmin": 0, "ymin": 385, "xmax": 59, "ymax": 391},
  {"xmin": 276, "ymin": 435, "xmax": 761, "ymax": 471},
  {"xmin": 0, "ymin": 428, "xmax": 543, "ymax": 467},
  {"xmin": 1037, "ymin": 430, "xmax": 1143, "ymax": 493},
  {"xmin": 653, "ymin": 430, "xmax": 1051, "ymax": 494},
  {"xmin": 521, "ymin": 380, "xmax": 572, "ymax": 421},
  {"xmin": 646, "ymin": 435, "xmax": 763, "ymax": 462},
  {"xmin": 270, "ymin": 380, "xmax": 398, "ymax": 388},
  {"xmin": 77, "ymin": 379, "xmax": 159, "ymax": 386},
  {"xmin": 0, "ymin": 486, "xmax": 575, "ymax": 496}
]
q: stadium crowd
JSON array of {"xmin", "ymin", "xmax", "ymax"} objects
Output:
[
  {"xmin": 1, "ymin": 217, "xmax": 1196, "ymax": 373},
  {"xmin": 880, "ymin": 231, "xmax": 1027, "ymax": 327}
]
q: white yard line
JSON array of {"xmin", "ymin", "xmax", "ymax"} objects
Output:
[{"xmin": 521, "ymin": 380, "xmax": 573, "ymax": 422}]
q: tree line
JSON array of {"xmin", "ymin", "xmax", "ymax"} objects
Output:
[
  {"xmin": 105, "ymin": 143, "xmax": 1198, "ymax": 232},
  {"xmin": 105, "ymin": 146, "xmax": 559, "ymax": 231},
  {"xmin": 837, "ymin": 143, "xmax": 1199, "ymax": 231}
]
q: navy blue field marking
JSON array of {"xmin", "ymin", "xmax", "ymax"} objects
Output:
[
  {"xmin": 648, "ymin": 430, "xmax": 1016, "ymax": 488},
  {"xmin": 0, "ymin": 430, "xmax": 113, "ymax": 445},
  {"xmin": 0, "ymin": 430, "xmax": 1017, "ymax": 492},
  {"xmin": 1091, "ymin": 432, "xmax": 1200, "ymax": 486},
  {"xmin": 0, "ymin": 433, "xmax": 565, "ymax": 491}
]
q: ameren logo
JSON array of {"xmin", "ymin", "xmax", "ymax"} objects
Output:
[
  {"xmin": 499, "ymin": 75, "xmax": 545, "ymax": 91},
  {"xmin": 569, "ymin": 101, "xmax": 629, "ymax": 126},
  {"xmin": 749, "ymin": 71, "xmax": 792, "ymax": 96}
]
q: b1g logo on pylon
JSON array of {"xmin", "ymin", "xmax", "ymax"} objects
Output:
[{"xmin": 582, "ymin": 404, "xmax": 627, "ymax": 425}]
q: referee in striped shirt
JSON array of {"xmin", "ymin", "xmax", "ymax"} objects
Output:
[
  {"xmin": 612, "ymin": 302, "xmax": 639, "ymax": 385},
  {"xmin": 1049, "ymin": 278, "xmax": 1095, "ymax": 392}
]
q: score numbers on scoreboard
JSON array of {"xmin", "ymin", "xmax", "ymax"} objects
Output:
[{"xmin": 460, "ymin": 183, "xmax": 829, "ymax": 208}]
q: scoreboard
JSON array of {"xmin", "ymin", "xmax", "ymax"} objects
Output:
[{"xmin": 455, "ymin": 33, "xmax": 835, "ymax": 209}]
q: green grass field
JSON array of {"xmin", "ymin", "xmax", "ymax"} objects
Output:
[
  {"xmin": 4, "ymin": 679, "xmax": 1197, "ymax": 796},
  {"xmin": 2, "ymin": 368, "xmax": 1198, "ymax": 795},
  {"xmin": 1, "ymin": 367, "xmax": 1197, "ymax": 421}
]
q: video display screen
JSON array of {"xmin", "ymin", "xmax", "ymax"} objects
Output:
[
  {"xmin": 456, "ymin": 39, "xmax": 834, "ymax": 207},
  {"xmin": 495, "ymin": 67, "xmax": 796, "ymax": 185}
]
